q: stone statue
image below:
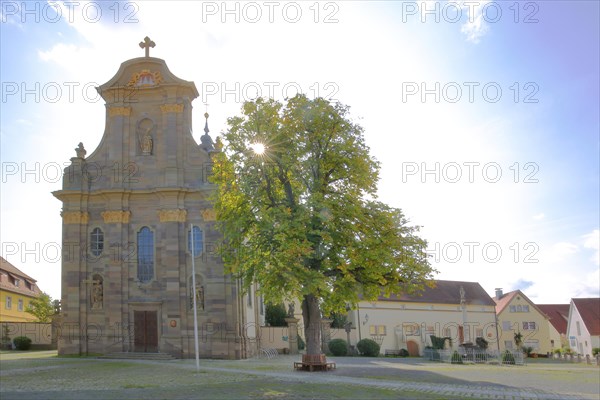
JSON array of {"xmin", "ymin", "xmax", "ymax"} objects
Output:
[
  {"xmin": 91, "ymin": 280, "xmax": 103, "ymax": 309},
  {"xmin": 75, "ymin": 142, "xmax": 86, "ymax": 159},
  {"xmin": 190, "ymin": 284, "xmax": 205, "ymax": 311},
  {"xmin": 141, "ymin": 127, "xmax": 153, "ymax": 155},
  {"xmin": 287, "ymin": 302, "xmax": 295, "ymax": 317},
  {"xmin": 214, "ymin": 136, "xmax": 223, "ymax": 152}
]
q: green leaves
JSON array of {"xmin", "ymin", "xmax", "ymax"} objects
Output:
[
  {"xmin": 26, "ymin": 292, "xmax": 55, "ymax": 323},
  {"xmin": 211, "ymin": 95, "xmax": 435, "ymax": 313}
]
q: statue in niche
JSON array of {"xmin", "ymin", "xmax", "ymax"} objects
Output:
[
  {"xmin": 287, "ymin": 302, "xmax": 295, "ymax": 318},
  {"xmin": 141, "ymin": 127, "xmax": 153, "ymax": 155},
  {"xmin": 190, "ymin": 282, "xmax": 205, "ymax": 311},
  {"xmin": 137, "ymin": 118, "xmax": 155, "ymax": 155},
  {"xmin": 91, "ymin": 276, "xmax": 103, "ymax": 309}
]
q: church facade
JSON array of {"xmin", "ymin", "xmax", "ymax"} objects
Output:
[{"xmin": 53, "ymin": 40, "xmax": 263, "ymax": 359}]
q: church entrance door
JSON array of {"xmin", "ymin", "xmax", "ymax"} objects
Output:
[{"xmin": 134, "ymin": 311, "xmax": 158, "ymax": 352}]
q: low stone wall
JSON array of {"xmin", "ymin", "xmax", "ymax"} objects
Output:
[{"xmin": 1, "ymin": 322, "xmax": 56, "ymax": 350}]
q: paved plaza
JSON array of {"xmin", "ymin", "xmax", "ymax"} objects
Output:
[{"xmin": 1, "ymin": 351, "xmax": 598, "ymax": 399}]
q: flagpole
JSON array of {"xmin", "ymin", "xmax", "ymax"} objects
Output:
[{"xmin": 191, "ymin": 223, "xmax": 200, "ymax": 372}]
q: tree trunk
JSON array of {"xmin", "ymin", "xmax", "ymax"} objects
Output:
[{"xmin": 301, "ymin": 294, "xmax": 322, "ymax": 355}]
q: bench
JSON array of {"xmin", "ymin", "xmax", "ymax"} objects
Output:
[{"xmin": 293, "ymin": 354, "xmax": 336, "ymax": 372}]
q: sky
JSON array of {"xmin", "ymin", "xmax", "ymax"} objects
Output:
[{"xmin": 0, "ymin": 1, "xmax": 598, "ymax": 304}]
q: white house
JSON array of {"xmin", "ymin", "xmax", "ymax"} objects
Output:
[{"xmin": 566, "ymin": 298, "xmax": 600, "ymax": 356}]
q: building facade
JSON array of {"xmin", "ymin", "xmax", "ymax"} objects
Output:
[
  {"xmin": 53, "ymin": 42, "xmax": 262, "ymax": 358},
  {"xmin": 0, "ymin": 257, "xmax": 42, "ymax": 323},
  {"xmin": 494, "ymin": 289, "xmax": 556, "ymax": 354},
  {"xmin": 348, "ymin": 280, "xmax": 498, "ymax": 356}
]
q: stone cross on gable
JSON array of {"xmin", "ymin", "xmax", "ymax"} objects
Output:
[{"xmin": 139, "ymin": 36, "xmax": 155, "ymax": 57}]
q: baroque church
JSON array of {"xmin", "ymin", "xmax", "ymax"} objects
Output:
[{"xmin": 53, "ymin": 38, "xmax": 263, "ymax": 359}]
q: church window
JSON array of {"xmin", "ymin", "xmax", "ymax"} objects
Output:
[
  {"xmin": 91, "ymin": 228, "xmax": 104, "ymax": 256},
  {"xmin": 188, "ymin": 226, "xmax": 203, "ymax": 255},
  {"xmin": 137, "ymin": 227, "xmax": 154, "ymax": 283}
]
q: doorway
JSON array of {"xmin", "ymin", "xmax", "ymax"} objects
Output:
[{"xmin": 134, "ymin": 311, "xmax": 158, "ymax": 352}]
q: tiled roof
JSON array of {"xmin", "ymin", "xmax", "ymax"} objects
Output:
[
  {"xmin": 0, "ymin": 256, "xmax": 36, "ymax": 282},
  {"xmin": 572, "ymin": 298, "xmax": 600, "ymax": 336},
  {"xmin": 493, "ymin": 289, "xmax": 548, "ymax": 319},
  {"xmin": 537, "ymin": 304, "xmax": 570, "ymax": 334},
  {"xmin": 377, "ymin": 280, "xmax": 496, "ymax": 306},
  {"xmin": 0, "ymin": 256, "xmax": 42, "ymax": 297}
]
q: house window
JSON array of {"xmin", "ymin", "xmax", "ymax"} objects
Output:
[
  {"xmin": 476, "ymin": 328, "xmax": 484, "ymax": 338},
  {"xmin": 576, "ymin": 321, "xmax": 581, "ymax": 336},
  {"xmin": 369, "ymin": 325, "xmax": 386, "ymax": 335},
  {"xmin": 502, "ymin": 321, "xmax": 511, "ymax": 331},
  {"xmin": 18, "ymin": 299, "xmax": 23, "ymax": 311},
  {"xmin": 509, "ymin": 305, "xmax": 516, "ymax": 313},
  {"xmin": 522, "ymin": 322, "xmax": 536, "ymax": 330},
  {"xmin": 188, "ymin": 226, "xmax": 203, "ymax": 256},
  {"xmin": 137, "ymin": 227, "xmax": 154, "ymax": 283},
  {"xmin": 504, "ymin": 340, "xmax": 513, "ymax": 349},
  {"xmin": 523, "ymin": 305, "xmax": 529, "ymax": 312},
  {"xmin": 91, "ymin": 228, "xmax": 104, "ymax": 256},
  {"xmin": 14, "ymin": 279, "xmax": 20, "ymax": 287},
  {"xmin": 444, "ymin": 327, "xmax": 452, "ymax": 337},
  {"xmin": 516, "ymin": 305, "xmax": 522, "ymax": 312},
  {"xmin": 5, "ymin": 296, "xmax": 12, "ymax": 309}
]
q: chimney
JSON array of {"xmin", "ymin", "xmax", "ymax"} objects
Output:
[{"xmin": 495, "ymin": 288, "xmax": 503, "ymax": 299}]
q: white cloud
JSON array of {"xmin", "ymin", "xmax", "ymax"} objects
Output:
[
  {"xmin": 533, "ymin": 213, "xmax": 545, "ymax": 220},
  {"xmin": 458, "ymin": 1, "xmax": 490, "ymax": 44}
]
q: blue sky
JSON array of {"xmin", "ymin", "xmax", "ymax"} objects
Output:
[{"xmin": 1, "ymin": 1, "xmax": 598, "ymax": 303}]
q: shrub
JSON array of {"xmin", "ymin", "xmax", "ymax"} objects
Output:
[
  {"xmin": 399, "ymin": 348, "xmax": 409, "ymax": 357},
  {"xmin": 502, "ymin": 350, "xmax": 515, "ymax": 365},
  {"xmin": 450, "ymin": 350, "xmax": 463, "ymax": 364},
  {"xmin": 328, "ymin": 338, "xmax": 348, "ymax": 356},
  {"xmin": 523, "ymin": 346, "xmax": 534, "ymax": 357},
  {"xmin": 475, "ymin": 337, "xmax": 488, "ymax": 350},
  {"xmin": 356, "ymin": 338, "xmax": 380, "ymax": 357},
  {"xmin": 592, "ymin": 348, "xmax": 600, "ymax": 356},
  {"xmin": 13, "ymin": 336, "xmax": 32, "ymax": 351},
  {"xmin": 265, "ymin": 303, "xmax": 287, "ymax": 327},
  {"xmin": 297, "ymin": 335, "xmax": 305, "ymax": 351},
  {"xmin": 430, "ymin": 335, "xmax": 451, "ymax": 350}
]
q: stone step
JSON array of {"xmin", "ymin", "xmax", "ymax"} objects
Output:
[{"xmin": 98, "ymin": 352, "xmax": 176, "ymax": 361}]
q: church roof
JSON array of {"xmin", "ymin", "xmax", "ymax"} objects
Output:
[{"xmin": 376, "ymin": 280, "xmax": 496, "ymax": 306}]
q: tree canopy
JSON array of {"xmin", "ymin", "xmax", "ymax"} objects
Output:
[
  {"xmin": 211, "ymin": 95, "xmax": 435, "ymax": 354},
  {"xmin": 26, "ymin": 292, "xmax": 55, "ymax": 323}
]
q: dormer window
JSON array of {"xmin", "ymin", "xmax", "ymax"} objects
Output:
[{"xmin": 14, "ymin": 279, "xmax": 19, "ymax": 287}]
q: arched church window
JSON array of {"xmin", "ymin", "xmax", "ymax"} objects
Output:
[
  {"xmin": 188, "ymin": 226, "xmax": 203, "ymax": 256},
  {"xmin": 91, "ymin": 228, "xmax": 104, "ymax": 256},
  {"xmin": 137, "ymin": 227, "xmax": 154, "ymax": 282}
]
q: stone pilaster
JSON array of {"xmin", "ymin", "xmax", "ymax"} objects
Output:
[{"xmin": 285, "ymin": 317, "xmax": 300, "ymax": 355}]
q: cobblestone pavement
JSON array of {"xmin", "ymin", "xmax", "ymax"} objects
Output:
[
  {"xmin": 174, "ymin": 357, "xmax": 597, "ymax": 400},
  {"xmin": 1, "ymin": 352, "xmax": 598, "ymax": 400}
]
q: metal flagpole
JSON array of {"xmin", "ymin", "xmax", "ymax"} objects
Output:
[{"xmin": 191, "ymin": 223, "xmax": 200, "ymax": 372}]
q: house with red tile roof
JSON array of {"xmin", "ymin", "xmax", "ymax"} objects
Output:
[
  {"xmin": 493, "ymin": 288, "xmax": 557, "ymax": 354},
  {"xmin": 537, "ymin": 304, "xmax": 570, "ymax": 349},
  {"xmin": 347, "ymin": 280, "xmax": 498, "ymax": 356},
  {"xmin": 0, "ymin": 257, "xmax": 42, "ymax": 322},
  {"xmin": 566, "ymin": 298, "xmax": 600, "ymax": 356}
]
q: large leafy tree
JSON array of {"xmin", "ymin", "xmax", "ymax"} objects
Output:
[
  {"xmin": 211, "ymin": 95, "xmax": 434, "ymax": 355},
  {"xmin": 26, "ymin": 292, "xmax": 55, "ymax": 323}
]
